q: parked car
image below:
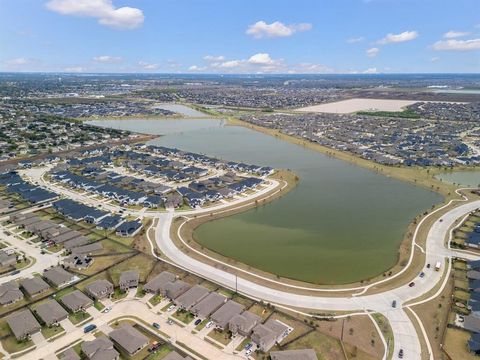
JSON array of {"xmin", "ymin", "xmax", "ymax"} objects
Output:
[
  {"xmin": 419, "ymin": 272, "xmax": 425, "ymax": 278},
  {"xmin": 408, "ymin": 282, "xmax": 415, "ymax": 287},
  {"xmin": 426, "ymin": 263, "xmax": 431, "ymax": 269},
  {"xmin": 167, "ymin": 319, "xmax": 174, "ymax": 325},
  {"xmin": 167, "ymin": 304, "xmax": 176, "ymax": 312},
  {"xmin": 246, "ymin": 349, "xmax": 253, "ymax": 356},
  {"xmin": 206, "ymin": 321, "xmax": 214, "ymax": 329},
  {"xmin": 102, "ymin": 306, "xmax": 112, "ymax": 313},
  {"xmin": 392, "ymin": 300, "xmax": 397, "ymax": 308},
  {"xmin": 398, "ymin": 349, "xmax": 404, "ymax": 358},
  {"xmin": 152, "ymin": 322, "xmax": 161, "ymax": 329},
  {"xmin": 245, "ymin": 343, "xmax": 253, "ymax": 350},
  {"xmin": 194, "ymin": 319, "xmax": 202, "ymax": 326}
]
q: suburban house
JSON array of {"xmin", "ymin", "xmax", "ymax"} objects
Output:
[
  {"xmin": 0, "ymin": 281, "xmax": 24, "ymax": 305},
  {"xmin": 20, "ymin": 277, "xmax": 50, "ymax": 297},
  {"xmin": 229, "ymin": 311, "xmax": 262, "ymax": 337},
  {"xmin": 43, "ymin": 266, "xmax": 76, "ymax": 288},
  {"xmin": 63, "ymin": 254, "xmax": 93, "ymax": 270},
  {"xmin": 143, "ymin": 271, "xmax": 176, "ymax": 294},
  {"xmin": 59, "ymin": 348, "xmax": 80, "ymax": 360},
  {"xmin": 34, "ymin": 300, "xmax": 69, "ymax": 326},
  {"xmin": 85, "ymin": 280, "xmax": 114, "ymax": 300},
  {"xmin": 191, "ymin": 292, "xmax": 227, "ymax": 319},
  {"xmin": 115, "ymin": 220, "xmax": 143, "ymax": 237},
  {"xmin": 251, "ymin": 319, "xmax": 289, "ymax": 352},
  {"xmin": 109, "ymin": 324, "xmax": 149, "ymax": 356},
  {"xmin": 61, "ymin": 290, "xmax": 93, "ymax": 313},
  {"xmin": 174, "ymin": 285, "xmax": 209, "ymax": 311},
  {"xmin": 81, "ymin": 336, "xmax": 119, "ymax": 360},
  {"xmin": 163, "ymin": 280, "xmax": 191, "ymax": 300},
  {"xmin": 210, "ymin": 300, "xmax": 245, "ymax": 330},
  {"xmin": 270, "ymin": 349, "xmax": 318, "ymax": 360},
  {"xmin": 6, "ymin": 309, "xmax": 41, "ymax": 340},
  {"xmin": 0, "ymin": 251, "xmax": 17, "ymax": 267},
  {"xmin": 119, "ymin": 270, "xmax": 139, "ymax": 292}
]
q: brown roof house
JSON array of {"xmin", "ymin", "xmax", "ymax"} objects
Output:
[
  {"xmin": 20, "ymin": 277, "xmax": 50, "ymax": 297},
  {"xmin": 251, "ymin": 319, "xmax": 289, "ymax": 352},
  {"xmin": 85, "ymin": 279, "xmax": 114, "ymax": 300},
  {"xmin": 143, "ymin": 271, "xmax": 176, "ymax": 294},
  {"xmin": 119, "ymin": 270, "xmax": 139, "ymax": 292},
  {"xmin": 163, "ymin": 280, "xmax": 191, "ymax": 300},
  {"xmin": 61, "ymin": 290, "xmax": 93, "ymax": 313},
  {"xmin": 35, "ymin": 300, "xmax": 69, "ymax": 326},
  {"xmin": 191, "ymin": 292, "xmax": 227, "ymax": 319},
  {"xmin": 81, "ymin": 336, "xmax": 119, "ymax": 360},
  {"xmin": 44, "ymin": 266, "xmax": 76, "ymax": 288},
  {"xmin": 174, "ymin": 285, "xmax": 209, "ymax": 311},
  {"xmin": 7, "ymin": 309, "xmax": 41, "ymax": 340},
  {"xmin": 211, "ymin": 300, "xmax": 245, "ymax": 330},
  {"xmin": 0, "ymin": 281, "xmax": 23, "ymax": 305},
  {"xmin": 229, "ymin": 311, "xmax": 262, "ymax": 337},
  {"xmin": 270, "ymin": 349, "xmax": 318, "ymax": 360},
  {"xmin": 58, "ymin": 348, "xmax": 81, "ymax": 360},
  {"xmin": 109, "ymin": 324, "xmax": 149, "ymax": 356}
]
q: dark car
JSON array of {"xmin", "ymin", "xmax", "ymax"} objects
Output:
[
  {"xmin": 419, "ymin": 272, "xmax": 425, "ymax": 278},
  {"xmin": 392, "ymin": 300, "xmax": 397, "ymax": 308},
  {"xmin": 398, "ymin": 349, "xmax": 404, "ymax": 358},
  {"xmin": 408, "ymin": 282, "xmax": 415, "ymax": 287},
  {"xmin": 194, "ymin": 319, "xmax": 202, "ymax": 326},
  {"xmin": 152, "ymin": 322, "xmax": 160, "ymax": 329},
  {"xmin": 426, "ymin": 263, "xmax": 431, "ymax": 269}
]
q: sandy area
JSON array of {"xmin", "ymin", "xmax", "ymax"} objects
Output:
[{"xmin": 295, "ymin": 98, "xmax": 419, "ymax": 114}]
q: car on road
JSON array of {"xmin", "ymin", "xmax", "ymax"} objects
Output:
[
  {"xmin": 84, "ymin": 324, "xmax": 97, "ymax": 333},
  {"xmin": 398, "ymin": 349, "xmax": 404, "ymax": 358},
  {"xmin": 206, "ymin": 321, "xmax": 214, "ymax": 329},
  {"xmin": 419, "ymin": 272, "xmax": 425, "ymax": 278},
  {"xmin": 426, "ymin": 263, "xmax": 431, "ymax": 269},
  {"xmin": 194, "ymin": 319, "xmax": 202, "ymax": 326},
  {"xmin": 167, "ymin": 304, "xmax": 176, "ymax": 312},
  {"xmin": 392, "ymin": 300, "xmax": 397, "ymax": 308},
  {"xmin": 102, "ymin": 306, "xmax": 112, "ymax": 313},
  {"xmin": 10, "ymin": 270, "xmax": 20, "ymax": 275},
  {"xmin": 408, "ymin": 282, "xmax": 415, "ymax": 287},
  {"xmin": 167, "ymin": 319, "xmax": 174, "ymax": 325},
  {"xmin": 152, "ymin": 322, "xmax": 161, "ymax": 329}
]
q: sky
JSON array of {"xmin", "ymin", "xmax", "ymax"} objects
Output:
[{"xmin": 0, "ymin": 0, "xmax": 479, "ymax": 74}]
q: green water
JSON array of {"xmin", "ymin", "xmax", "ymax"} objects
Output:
[
  {"xmin": 436, "ymin": 171, "xmax": 480, "ymax": 187},
  {"xmin": 88, "ymin": 119, "xmax": 443, "ymax": 284}
]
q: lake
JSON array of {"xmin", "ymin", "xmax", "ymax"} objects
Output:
[
  {"xmin": 436, "ymin": 171, "xmax": 480, "ymax": 187},
  {"xmin": 88, "ymin": 118, "xmax": 442, "ymax": 284}
]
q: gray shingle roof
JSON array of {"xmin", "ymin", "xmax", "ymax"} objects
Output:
[
  {"xmin": 109, "ymin": 324, "xmax": 148, "ymax": 355},
  {"xmin": 174, "ymin": 285, "xmax": 209, "ymax": 310},
  {"xmin": 81, "ymin": 336, "xmax": 119, "ymax": 360},
  {"xmin": 6, "ymin": 309, "xmax": 41, "ymax": 340},
  {"xmin": 211, "ymin": 300, "xmax": 245, "ymax": 329},
  {"xmin": 61, "ymin": 290, "xmax": 93, "ymax": 312},
  {"xmin": 191, "ymin": 292, "xmax": 226, "ymax": 318},
  {"xmin": 44, "ymin": 266, "xmax": 75, "ymax": 287},
  {"xmin": 20, "ymin": 277, "xmax": 50, "ymax": 296},
  {"xmin": 35, "ymin": 299, "xmax": 68, "ymax": 326},
  {"xmin": 0, "ymin": 281, "xmax": 23, "ymax": 305},
  {"xmin": 144, "ymin": 271, "xmax": 176, "ymax": 293}
]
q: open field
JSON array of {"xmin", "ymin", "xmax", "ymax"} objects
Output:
[{"xmin": 295, "ymin": 98, "xmax": 419, "ymax": 114}]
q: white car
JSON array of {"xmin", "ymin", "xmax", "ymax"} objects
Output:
[
  {"xmin": 167, "ymin": 305, "xmax": 176, "ymax": 312},
  {"xmin": 245, "ymin": 349, "xmax": 253, "ymax": 357},
  {"xmin": 206, "ymin": 321, "xmax": 214, "ymax": 329},
  {"xmin": 102, "ymin": 306, "xmax": 112, "ymax": 313}
]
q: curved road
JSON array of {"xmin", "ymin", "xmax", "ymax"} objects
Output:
[{"xmin": 154, "ymin": 199, "xmax": 480, "ymax": 360}]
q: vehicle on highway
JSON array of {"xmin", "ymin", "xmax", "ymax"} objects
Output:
[
  {"xmin": 419, "ymin": 272, "xmax": 425, "ymax": 278},
  {"xmin": 84, "ymin": 324, "xmax": 97, "ymax": 333},
  {"xmin": 194, "ymin": 319, "xmax": 202, "ymax": 326},
  {"xmin": 398, "ymin": 348, "xmax": 404, "ymax": 358},
  {"xmin": 152, "ymin": 322, "xmax": 161, "ymax": 329},
  {"xmin": 206, "ymin": 321, "xmax": 214, "ymax": 329},
  {"xmin": 408, "ymin": 282, "xmax": 415, "ymax": 287},
  {"xmin": 392, "ymin": 300, "xmax": 397, "ymax": 308}
]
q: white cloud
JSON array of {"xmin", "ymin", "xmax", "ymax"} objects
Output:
[
  {"xmin": 363, "ymin": 67, "xmax": 379, "ymax": 74},
  {"xmin": 248, "ymin": 53, "xmax": 275, "ymax": 65},
  {"xmin": 188, "ymin": 65, "xmax": 207, "ymax": 71},
  {"xmin": 347, "ymin": 37, "xmax": 364, "ymax": 44},
  {"xmin": 203, "ymin": 55, "xmax": 225, "ymax": 62},
  {"xmin": 246, "ymin": 21, "xmax": 312, "ymax": 39},
  {"xmin": 5, "ymin": 57, "xmax": 31, "ymax": 66},
  {"xmin": 366, "ymin": 47, "xmax": 379, "ymax": 57},
  {"xmin": 289, "ymin": 63, "xmax": 333, "ymax": 74},
  {"xmin": 217, "ymin": 60, "xmax": 245, "ymax": 68},
  {"xmin": 432, "ymin": 38, "xmax": 480, "ymax": 51},
  {"xmin": 93, "ymin": 55, "xmax": 122, "ymax": 63},
  {"xmin": 64, "ymin": 66, "xmax": 86, "ymax": 72},
  {"xmin": 378, "ymin": 30, "xmax": 418, "ymax": 44},
  {"xmin": 45, "ymin": 0, "xmax": 144, "ymax": 29},
  {"xmin": 430, "ymin": 57, "xmax": 440, "ymax": 62},
  {"xmin": 138, "ymin": 61, "xmax": 159, "ymax": 70},
  {"xmin": 444, "ymin": 30, "xmax": 470, "ymax": 39}
]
